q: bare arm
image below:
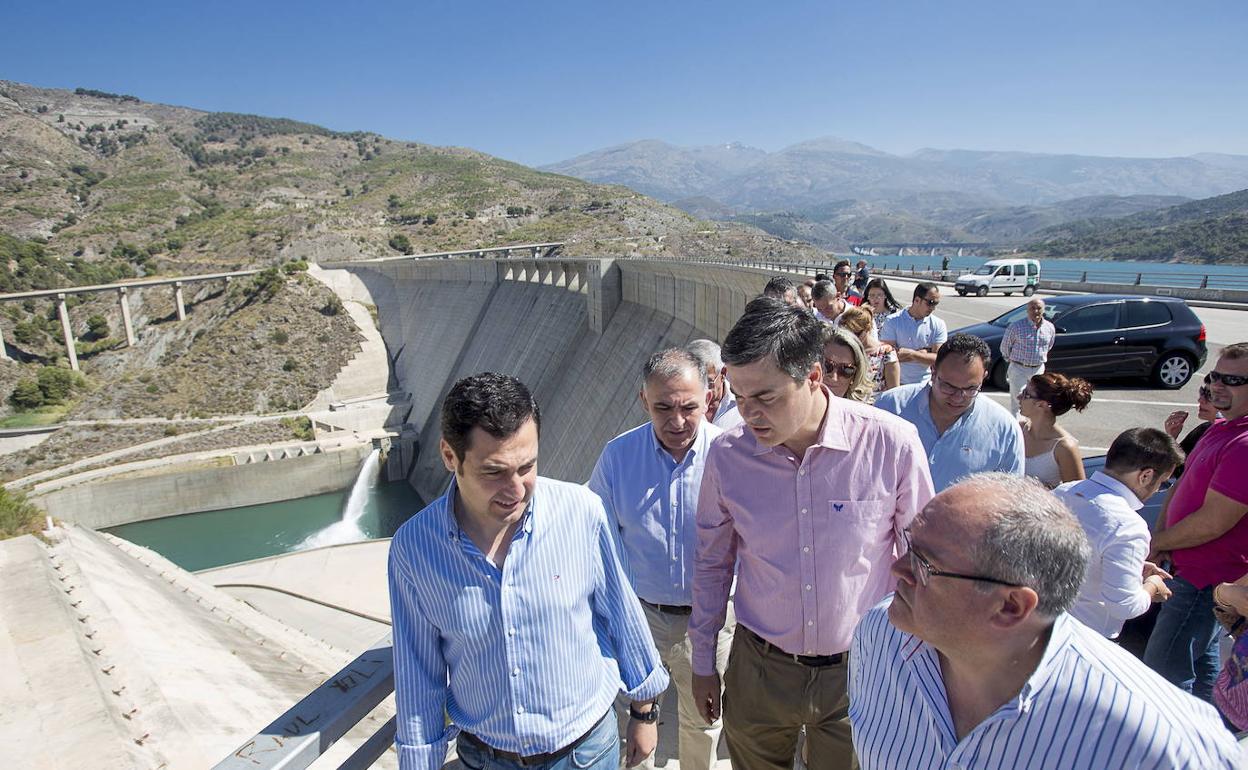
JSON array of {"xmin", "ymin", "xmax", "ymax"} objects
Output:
[
  {"xmin": 884, "ymin": 360, "xmax": 900, "ymax": 390},
  {"xmin": 1150, "ymin": 488, "xmax": 1248, "ymax": 553}
]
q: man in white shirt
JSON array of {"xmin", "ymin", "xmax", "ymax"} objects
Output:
[
  {"xmin": 810, "ymin": 280, "xmax": 844, "ymax": 325},
  {"xmin": 686, "ymin": 339, "xmax": 743, "ymax": 430},
  {"xmin": 1055, "ymin": 427, "xmax": 1181, "ymax": 637},
  {"xmin": 849, "ymin": 472, "xmax": 1241, "ymax": 769}
]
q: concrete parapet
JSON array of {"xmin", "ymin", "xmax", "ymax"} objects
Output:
[{"xmin": 33, "ymin": 442, "xmax": 371, "ymax": 529}]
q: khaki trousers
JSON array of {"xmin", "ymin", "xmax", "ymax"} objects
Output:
[
  {"xmin": 621, "ymin": 601, "xmax": 735, "ymax": 770},
  {"xmin": 722, "ymin": 627, "xmax": 856, "ymax": 770}
]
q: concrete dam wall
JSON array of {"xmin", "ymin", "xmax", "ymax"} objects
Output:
[{"xmin": 343, "ymin": 258, "xmax": 775, "ymax": 502}]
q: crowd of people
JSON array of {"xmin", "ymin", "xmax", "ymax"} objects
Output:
[{"xmin": 387, "ymin": 270, "xmax": 1248, "ymax": 770}]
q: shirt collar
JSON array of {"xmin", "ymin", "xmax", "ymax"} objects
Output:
[
  {"xmin": 749, "ymin": 385, "xmax": 849, "ymax": 456},
  {"xmin": 1089, "ymin": 470, "xmax": 1143, "ymax": 511},
  {"xmin": 442, "ymin": 475, "xmax": 535, "ymax": 540}
]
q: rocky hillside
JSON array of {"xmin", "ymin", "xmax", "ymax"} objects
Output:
[{"xmin": 0, "ymin": 80, "xmax": 824, "ymax": 430}]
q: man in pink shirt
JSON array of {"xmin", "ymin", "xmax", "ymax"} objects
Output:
[
  {"xmin": 1146, "ymin": 342, "xmax": 1248, "ymax": 701},
  {"xmin": 689, "ymin": 297, "xmax": 935, "ymax": 770}
]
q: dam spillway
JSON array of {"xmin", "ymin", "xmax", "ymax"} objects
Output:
[{"xmin": 342, "ymin": 257, "xmax": 774, "ymax": 500}]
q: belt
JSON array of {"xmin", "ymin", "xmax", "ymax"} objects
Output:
[
  {"xmin": 641, "ymin": 599, "xmax": 693, "ymax": 615},
  {"xmin": 1009, "ymin": 360, "xmax": 1043, "ymax": 367},
  {"xmin": 458, "ymin": 710, "xmax": 607, "ymax": 767},
  {"xmin": 743, "ymin": 626, "xmax": 845, "ymax": 667}
]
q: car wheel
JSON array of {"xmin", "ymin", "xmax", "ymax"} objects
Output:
[
  {"xmin": 991, "ymin": 359, "xmax": 1009, "ymax": 390},
  {"xmin": 1023, "ymin": 285, "xmax": 1036, "ymax": 296},
  {"xmin": 976, "ymin": 285, "xmax": 989, "ymax": 297},
  {"xmin": 957, "ymin": 289, "xmax": 966, "ymax": 296},
  {"xmin": 1151, "ymin": 352, "xmax": 1194, "ymax": 389}
]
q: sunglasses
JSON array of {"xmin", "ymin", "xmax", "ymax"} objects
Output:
[
  {"xmin": 823, "ymin": 362, "xmax": 858, "ymax": 378},
  {"xmin": 1208, "ymin": 370, "xmax": 1248, "ymax": 387},
  {"xmin": 920, "ymin": 297, "xmax": 940, "ymax": 307},
  {"xmin": 835, "ymin": 271, "xmax": 852, "ymax": 278}
]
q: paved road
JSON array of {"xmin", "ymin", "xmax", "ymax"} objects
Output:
[{"xmin": 872, "ymin": 276, "xmax": 1246, "ymax": 454}]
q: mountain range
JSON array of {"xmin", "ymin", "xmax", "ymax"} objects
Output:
[{"xmin": 543, "ymin": 138, "xmax": 1248, "ymax": 249}]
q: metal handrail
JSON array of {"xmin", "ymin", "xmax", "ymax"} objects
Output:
[{"xmin": 212, "ymin": 635, "xmax": 396, "ymax": 770}]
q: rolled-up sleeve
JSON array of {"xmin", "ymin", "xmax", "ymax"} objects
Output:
[
  {"xmin": 590, "ymin": 502, "xmax": 669, "ymax": 701},
  {"xmin": 388, "ymin": 540, "xmax": 455, "ymax": 770},
  {"xmin": 690, "ymin": 449, "xmax": 738, "ymax": 676}
]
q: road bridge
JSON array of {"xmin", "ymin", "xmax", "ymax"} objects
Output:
[{"xmin": 851, "ymin": 242, "xmax": 990, "ymax": 257}]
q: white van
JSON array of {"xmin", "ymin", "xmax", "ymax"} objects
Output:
[{"xmin": 954, "ymin": 259, "xmax": 1041, "ymax": 297}]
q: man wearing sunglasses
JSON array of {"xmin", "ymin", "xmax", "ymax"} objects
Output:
[
  {"xmin": 874, "ymin": 333, "xmax": 1024, "ymax": 492},
  {"xmin": 848, "ymin": 473, "xmax": 1241, "ymax": 769},
  {"xmin": 1145, "ymin": 342, "xmax": 1248, "ymax": 702},
  {"xmin": 832, "ymin": 260, "xmax": 863, "ymax": 307},
  {"xmin": 880, "ymin": 283, "xmax": 947, "ymax": 385}
]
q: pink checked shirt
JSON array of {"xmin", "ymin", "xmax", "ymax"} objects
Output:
[{"xmin": 689, "ymin": 390, "xmax": 935, "ymax": 674}]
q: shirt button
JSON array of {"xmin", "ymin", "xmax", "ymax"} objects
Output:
[
  {"xmin": 799, "ymin": 469, "xmax": 807, "ymax": 476},
  {"xmin": 516, "ymin": 706, "xmax": 525, "ymax": 714},
  {"xmin": 805, "ymin": 584, "xmax": 812, "ymax": 591},
  {"xmin": 803, "ymin": 546, "xmax": 810, "ymax": 553},
  {"xmin": 800, "ymin": 508, "xmax": 808, "ymax": 514},
  {"xmin": 511, "ymin": 667, "xmax": 520, "ymax": 677},
  {"xmin": 508, "ymin": 628, "xmax": 516, "ymax": 636},
  {"xmin": 807, "ymin": 620, "xmax": 814, "ymax": 626}
]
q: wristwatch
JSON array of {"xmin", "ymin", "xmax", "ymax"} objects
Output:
[{"xmin": 629, "ymin": 702, "xmax": 660, "ymax": 724}]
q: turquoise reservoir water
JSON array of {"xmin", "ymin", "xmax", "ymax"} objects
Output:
[
  {"xmin": 105, "ymin": 480, "xmax": 426, "ymax": 572},
  {"xmin": 864, "ymin": 255, "xmax": 1248, "ymax": 288}
]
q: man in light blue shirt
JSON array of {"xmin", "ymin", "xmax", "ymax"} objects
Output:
[
  {"xmin": 389, "ymin": 373, "xmax": 669, "ymax": 770},
  {"xmin": 875, "ymin": 333, "xmax": 1024, "ymax": 492},
  {"xmin": 880, "ymin": 282, "xmax": 948, "ymax": 385},
  {"xmin": 687, "ymin": 339, "xmax": 743, "ymax": 430},
  {"xmin": 589, "ymin": 348, "xmax": 733, "ymax": 770}
]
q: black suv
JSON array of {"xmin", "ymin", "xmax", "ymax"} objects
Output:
[{"xmin": 954, "ymin": 295, "xmax": 1208, "ymax": 390}]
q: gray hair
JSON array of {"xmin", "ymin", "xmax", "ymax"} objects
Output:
[
  {"xmin": 685, "ymin": 339, "xmax": 724, "ymax": 372},
  {"xmin": 959, "ymin": 472, "xmax": 1091, "ymax": 617},
  {"xmin": 820, "ymin": 326, "xmax": 874, "ymax": 403},
  {"xmin": 642, "ymin": 348, "xmax": 707, "ymax": 388},
  {"xmin": 723, "ymin": 296, "xmax": 823, "ymax": 383},
  {"xmin": 811, "ymin": 280, "xmax": 836, "ymax": 301}
]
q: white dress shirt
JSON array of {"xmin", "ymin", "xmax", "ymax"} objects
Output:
[{"xmin": 1055, "ymin": 471, "xmax": 1152, "ymax": 638}]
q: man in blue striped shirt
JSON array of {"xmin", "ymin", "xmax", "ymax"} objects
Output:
[
  {"xmin": 849, "ymin": 472, "xmax": 1241, "ymax": 769},
  {"xmin": 388, "ymin": 373, "xmax": 670, "ymax": 770},
  {"xmin": 589, "ymin": 348, "xmax": 733, "ymax": 770}
]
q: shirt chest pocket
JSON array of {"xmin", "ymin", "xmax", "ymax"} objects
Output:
[{"xmin": 827, "ymin": 499, "xmax": 890, "ymax": 539}]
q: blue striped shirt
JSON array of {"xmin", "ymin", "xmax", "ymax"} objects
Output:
[
  {"xmin": 849, "ymin": 600, "xmax": 1243, "ymax": 769},
  {"xmin": 874, "ymin": 383, "xmax": 1025, "ymax": 492},
  {"xmin": 388, "ymin": 477, "xmax": 669, "ymax": 770},
  {"xmin": 588, "ymin": 420, "xmax": 722, "ymax": 606}
]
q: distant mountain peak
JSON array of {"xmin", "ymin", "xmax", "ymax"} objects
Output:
[{"xmin": 780, "ymin": 136, "xmax": 890, "ymax": 156}]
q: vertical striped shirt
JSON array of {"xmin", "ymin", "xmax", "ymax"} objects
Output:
[
  {"xmin": 1000, "ymin": 316, "xmax": 1056, "ymax": 367},
  {"xmin": 588, "ymin": 419, "xmax": 723, "ymax": 606},
  {"xmin": 849, "ymin": 600, "xmax": 1243, "ymax": 769},
  {"xmin": 388, "ymin": 477, "xmax": 669, "ymax": 770}
]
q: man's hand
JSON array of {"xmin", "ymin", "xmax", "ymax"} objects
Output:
[
  {"xmin": 692, "ymin": 672, "xmax": 722, "ymax": 725},
  {"xmin": 1141, "ymin": 561, "xmax": 1172, "ymax": 582},
  {"xmin": 624, "ymin": 717, "xmax": 657, "ymax": 767},
  {"xmin": 1144, "ymin": 574, "xmax": 1172, "ymax": 602},
  {"xmin": 894, "ymin": 347, "xmax": 915, "ymax": 363}
]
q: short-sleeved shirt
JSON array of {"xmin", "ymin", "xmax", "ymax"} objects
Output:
[
  {"xmin": 880, "ymin": 309, "xmax": 948, "ymax": 385},
  {"xmin": 1166, "ymin": 414, "xmax": 1248, "ymax": 588},
  {"xmin": 874, "ymin": 383, "xmax": 1025, "ymax": 492}
]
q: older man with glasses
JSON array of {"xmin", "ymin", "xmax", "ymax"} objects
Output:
[
  {"xmin": 874, "ymin": 333, "xmax": 1024, "ymax": 492},
  {"xmin": 849, "ymin": 473, "xmax": 1242, "ymax": 769},
  {"xmin": 1146, "ymin": 341, "xmax": 1248, "ymax": 701},
  {"xmin": 880, "ymin": 282, "xmax": 947, "ymax": 385}
]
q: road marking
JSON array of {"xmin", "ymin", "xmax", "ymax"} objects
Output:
[{"xmin": 980, "ymin": 392, "xmax": 1192, "ymax": 408}]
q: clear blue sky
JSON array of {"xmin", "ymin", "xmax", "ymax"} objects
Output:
[{"xmin": 3, "ymin": 0, "xmax": 1246, "ymax": 166}]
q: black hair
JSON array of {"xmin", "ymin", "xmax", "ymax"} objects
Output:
[
  {"xmin": 933, "ymin": 333, "xmax": 991, "ymax": 371},
  {"xmin": 723, "ymin": 296, "xmax": 823, "ymax": 382},
  {"xmin": 864, "ymin": 278, "xmax": 901, "ymax": 313},
  {"xmin": 441, "ymin": 372, "xmax": 541, "ymax": 460}
]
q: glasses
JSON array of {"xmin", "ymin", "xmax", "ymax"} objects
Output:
[
  {"xmin": 823, "ymin": 361, "xmax": 858, "ymax": 379},
  {"xmin": 920, "ymin": 297, "xmax": 940, "ymax": 307},
  {"xmin": 1199, "ymin": 386, "xmax": 1213, "ymax": 401},
  {"xmin": 1018, "ymin": 390, "xmax": 1037, "ymax": 401},
  {"xmin": 1209, "ymin": 370, "xmax": 1248, "ymax": 387},
  {"xmin": 934, "ymin": 377, "xmax": 981, "ymax": 398},
  {"xmin": 902, "ymin": 529, "xmax": 1019, "ymax": 588}
]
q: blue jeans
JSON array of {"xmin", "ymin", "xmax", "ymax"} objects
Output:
[
  {"xmin": 1142, "ymin": 575, "xmax": 1221, "ymax": 702},
  {"xmin": 455, "ymin": 711, "xmax": 618, "ymax": 770}
]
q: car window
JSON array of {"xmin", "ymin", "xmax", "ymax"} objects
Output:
[
  {"xmin": 1121, "ymin": 301, "xmax": 1172, "ymax": 328},
  {"xmin": 974, "ymin": 266, "xmax": 994, "ymax": 275},
  {"xmin": 1012, "ymin": 265, "xmax": 1025, "ymax": 276},
  {"xmin": 1028, "ymin": 263, "xmax": 1039, "ymax": 276},
  {"xmin": 989, "ymin": 302, "xmax": 1065, "ymax": 328},
  {"xmin": 1057, "ymin": 304, "xmax": 1119, "ymax": 333}
]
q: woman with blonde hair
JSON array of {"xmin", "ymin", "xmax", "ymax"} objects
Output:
[
  {"xmin": 1019, "ymin": 372, "xmax": 1094, "ymax": 487},
  {"xmin": 820, "ymin": 325, "xmax": 873, "ymax": 403},
  {"xmin": 836, "ymin": 305, "xmax": 899, "ymax": 397}
]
